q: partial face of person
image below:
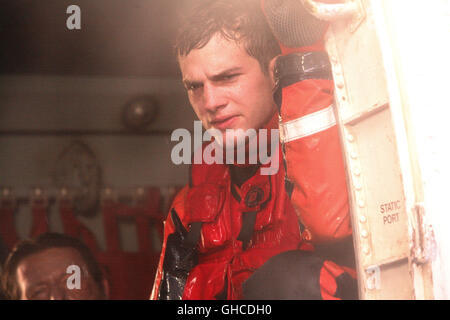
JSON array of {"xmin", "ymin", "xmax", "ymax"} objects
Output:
[
  {"xmin": 16, "ymin": 247, "xmax": 104, "ymax": 300},
  {"xmin": 179, "ymin": 33, "xmax": 277, "ymax": 149}
]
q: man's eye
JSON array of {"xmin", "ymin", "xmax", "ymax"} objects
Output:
[
  {"xmin": 221, "ymin": 74, "xmax": 239, "ymax": 81},
  {"xmin": 186, "ymin": 83, "xmax": 202, "ymax": 91},
  {"xmin": 29, "ymin": 288, "xmax": 49, "ymax": 300}
]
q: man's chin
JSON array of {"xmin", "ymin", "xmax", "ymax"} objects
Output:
[
  {"xmin": 221, "ymin": 132, "xmax": 250, "ymax": 149},
  {"xmin": 205, "ymin": 125, "xmax": 258, "ymax": 148}
]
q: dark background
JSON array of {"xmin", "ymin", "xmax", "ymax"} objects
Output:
[{"xmin": 0, "ymin": 0, "xmax": 183, "ymax": 77}]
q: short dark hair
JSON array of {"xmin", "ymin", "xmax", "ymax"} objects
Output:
[
  {"xmin": 1, "ymin": 232, "xmax": 105, "ymax": 300},
  {"xmin": 175, "ymin": 0, "xmax": 281, "ymax": 74}
]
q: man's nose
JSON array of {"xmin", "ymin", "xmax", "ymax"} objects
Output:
[{"xmin": 203, "ymin": 83, "xmax": 226, "ymax": 112}]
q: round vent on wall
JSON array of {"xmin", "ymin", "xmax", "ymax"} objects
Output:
[{"xmin": 121, "ymin": 95, "xmax": 159, "ymax": 132}]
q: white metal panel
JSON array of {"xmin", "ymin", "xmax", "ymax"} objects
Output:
[{"xmin": 325, "ymin": 0, "xmax": 416, "ymax": 299}]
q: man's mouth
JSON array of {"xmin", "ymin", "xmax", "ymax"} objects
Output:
[{"xmin": 210, "ymin": 115, "xmax": 239, "ymax": 130}]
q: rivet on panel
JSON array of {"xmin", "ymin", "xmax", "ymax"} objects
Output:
[
  {"xmin": 336, "ymin": 81, "xmax": 345, "ymax": 89},
  {"xmin": 363, "ymin": 247, "xmax": 370, "ymax": 255},
  {"xmin": 330, "ymin": 55, "xmax": 338, "ymax": 65},
  {"xmin": 358, "ymin": 199, "xmax": 365, "ymax": 208},
  {"xmin": 334, "ymin": 67, "xmax": 342, "ymax": 77},
  {"xmin": 361, "ymin": 230, "xmax": 369, "ymax": 238},
  {"xmin": 347, "ymin": 134, "xmax": 354, "ymax": 142},
  {"xmin": 359, "ymin": 215, "xmax": 367, "ymax": 223}
]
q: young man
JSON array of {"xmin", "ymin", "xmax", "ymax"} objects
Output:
[{"xmin": 151, "ymin": 0, "xmax": 356, "ymax": 300}]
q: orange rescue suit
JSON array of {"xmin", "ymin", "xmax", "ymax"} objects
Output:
[{"xmin": 151, "ymin": 141, "xmax": 303, "ymax": 300}]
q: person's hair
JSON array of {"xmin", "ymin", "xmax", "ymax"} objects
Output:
[
  {"xmin": 1, "ymin": 232, "xmax": 105, "ymax": 300},
  {"xmin": 175, "ymin": 0, "xmax": 281, "ymax": 74}
]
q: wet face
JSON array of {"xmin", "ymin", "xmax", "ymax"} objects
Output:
[
  {"xmin": 16, "ymin": 247, "xmax": 104, "ymax": 300},
  {"xmin": 179, "ymin": 33, "xmax": 277, "ymax": 149}
]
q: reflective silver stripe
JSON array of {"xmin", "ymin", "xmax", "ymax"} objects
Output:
[{"xmin": 280, "ymin": 105, "xmax": 336, "ymax": 143}]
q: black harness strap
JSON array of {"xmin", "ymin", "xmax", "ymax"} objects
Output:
[{"xmin": 237, "ymin": 211, "xmax": 258, "ymax": 250}]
